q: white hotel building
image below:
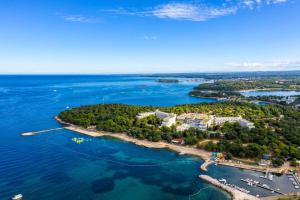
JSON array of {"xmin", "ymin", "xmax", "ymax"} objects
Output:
[
  {"xmin": 212, "ymin": 116, "xmax": 255, "ymax": 129},
  {"xmin": 137, "ymin": 111, "xmax": 255, "ymax": 130},
  {"xmin": 137, "ymin": 110, "xmax": 177, "ymax": 127}
]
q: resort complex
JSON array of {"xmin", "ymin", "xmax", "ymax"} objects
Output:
[
  {"xmin": 137, "ymin": 110, "xmax": 255, "ymax": 131},
  {"xmin": 53, "ymin": 75, "xmax": 300, "ymax": 200}
]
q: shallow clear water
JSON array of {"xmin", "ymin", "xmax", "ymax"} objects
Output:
[{"xmin": 0, "ymin": 75, "xmax": 296, "ymax": 200}]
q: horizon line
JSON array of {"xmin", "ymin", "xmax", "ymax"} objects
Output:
[{"xmin": 1, "ymin": 69, "xmax": 300, "ymax": 76}]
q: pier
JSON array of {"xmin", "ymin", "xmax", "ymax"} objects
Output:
[
  {"xmin": 21, "ymin": 127, "xmax": 65, "ymax": 136},
  {"xmin": 240, "ymin": 178, "xmax": 285, "ymax": 195},
  {"xmin": 200, "ymin": 159, "xmax": 214, "ymax": 171},
  {"xmin": 199, "ymin": 175, "xmax": 259, "ymax": 200}
]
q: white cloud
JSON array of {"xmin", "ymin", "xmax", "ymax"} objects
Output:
[
  {"xmin": 102, "ymin": 0, "xmax": 289, "ymax": 22},
  {"xmin": 62, "ymin": 15, "xmax": 97, "ymax": 23},
  {"xmin": 151, "ymin": 3, "xmax": 237, "ymax": 21},
  {"xmin": 142, "ymin": 35, "xmax": 157, "ymax": 40},
  {"xmin": 267, "ymin": 0, "xmax": 288, "ymax": 4},
  {"xmin": 226, "ymin": 60, "xmax": 300, "ymax": 71},
  {"xmin": 102, "ymin": 3, "xmax": 237, "ymax": 22},
  {"xmin": 241, "ymin": 0, "xmax": 289, "ymax": 8},
  {"xmin": 242, "ymin": 0, "xmax": 257, "ymax": 9}
]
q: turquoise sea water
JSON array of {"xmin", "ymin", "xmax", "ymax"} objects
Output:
[{"xmin": 0, "ymin": 75, "xmax": 295, "ymax": 200}]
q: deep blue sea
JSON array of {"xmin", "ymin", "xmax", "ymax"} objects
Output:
[{"xmin": 0, "ymin": 75, "xmax": 296, "ymax": 200}]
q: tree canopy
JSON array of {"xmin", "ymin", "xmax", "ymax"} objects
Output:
[{"xmin": 59, "ymin": 102, "xmax": 300, "ymax": 165}]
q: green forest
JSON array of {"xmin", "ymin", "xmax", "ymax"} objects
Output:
[
  {"xmin": 194, "ymin": 79, "xmax": 300, "ymax": 91},
  {"xmin": 58, "ymin": 102, "xmax": 300, "ymax": 166},
  {"xmin": 189, "ymin": 78, "xmax": 300, "ymax": 99}
]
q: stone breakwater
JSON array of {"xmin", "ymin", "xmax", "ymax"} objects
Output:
[{"xmin": 199, "ymin": 175, "xmax": 259, "ymax": 200}]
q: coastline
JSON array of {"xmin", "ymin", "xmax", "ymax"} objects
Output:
[
  {"xmin": 55, "ymin": 117, "xmax": 211, "ymax": 161},
  {"xmin": 189, "ymin": 94, "xmax": 223, "ymax": 101},
  {"xmin": 239, "ymin": 88, "xmax": 300, "ymax": 92},
  {"xmin": 55, "ymin": 117, "xmax": 298, "ymax": 199},
  {"xmin": 55, "ymin": 117, "xmax": 286, "ymax": 174},
  {"xmin": 189, "ymin": 88, "xmax": 300, "ymax": 100}
]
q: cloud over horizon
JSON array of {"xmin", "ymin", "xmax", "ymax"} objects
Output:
[{"xmin": 226, "ymin": 60, "xmax": 300, "ymax": 71}]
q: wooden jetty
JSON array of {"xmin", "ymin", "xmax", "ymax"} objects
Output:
[{"xmin": 21, "ymin": 127, "xmax": 65, "ymax": 136}]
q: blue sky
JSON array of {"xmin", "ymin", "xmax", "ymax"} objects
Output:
[{"xmin": 0, "ymin": 0, "xmax": 299, "ymax": 74}]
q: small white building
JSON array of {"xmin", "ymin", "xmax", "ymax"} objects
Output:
[
  {"xmin": 136, "ymin": 111, "xmax": 155, "ymax": 119},
  {"xmin": 238, "ymin": 119, "xmax": 255, "ymax": 129},
  {"xmin": 137, "ymin": 110, "xmax": 177, "ymax": 127},
  {"xmin": 213, "ymin": 116, "xmax": 255, "ymax": 129},
  {"xmin": 161, "ymin": 116, "xmax": 177, "ymax": 127},
  {"xmin": 176, "ymin": 113, "xmax": 213, "ymax": 131},
  {"xmin": 278, "ymin": 96, "xmax": 297, "ymax": 104},
  {"xmin": 155, "ymin": 110, "xmax": 177, "ymax": 127}
]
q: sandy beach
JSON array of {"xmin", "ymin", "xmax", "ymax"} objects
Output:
[
  {"xmin": 56, "ymin": 117, "xmax": 211, "ymax": 160},
  {"xmin": 56, "ymin": 117, "xmax": 291, "ymax": 174}
]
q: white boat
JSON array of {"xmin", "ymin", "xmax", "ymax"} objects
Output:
[
  {"xmin": 219, "ymin": 178, "xmax": 227, "ymax": 184},
  {"xmin": 268, "ymin": 173, "xmax": 273, "ymax": 181},
  {"xmin": 262, "ymin": 184, "xmax": 270, "ymax": 189},
  {"xmin": 12, "ymin": 194, "xmax": 23, "ymax": 200}
]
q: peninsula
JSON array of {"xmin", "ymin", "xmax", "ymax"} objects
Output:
[{"xmin": 57, "ymin": 102, "xmax": 300, "ymax": 172}]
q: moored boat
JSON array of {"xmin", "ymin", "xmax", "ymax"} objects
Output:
[{"xmin": 12, "ymin": 194, "xmax": 23, "ymax": 200}]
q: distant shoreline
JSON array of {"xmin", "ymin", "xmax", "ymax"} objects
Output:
[{"xmin": 239, "ymin": 88, "xmax": 300, "ymax": 92}]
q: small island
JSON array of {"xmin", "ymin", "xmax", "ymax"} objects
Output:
[{"xmin": 157, "ymin": 78, "xmax": 180, "ymax": 83}]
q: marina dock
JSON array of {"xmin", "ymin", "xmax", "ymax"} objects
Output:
[
  {"xmin": 199, "ymin": 175, "xmax": 259, "ymax": 200},
  {"xmin": 21, "ymin": 127, "xmax": 65, "ymax": 136},
  {"xmin": 240, "ymin": 178, "xmax": 285, "ymax": 195}
]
